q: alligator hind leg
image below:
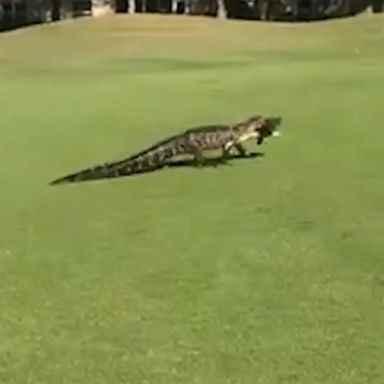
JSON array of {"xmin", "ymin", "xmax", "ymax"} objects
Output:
[
  {"xmin": 222, "ymin": 141, "xmax": 234, "ymax": 160},
  {"xmin": 192, "ymin": 148, "xmax": 224, "ymax": 168},
  {"xmin": 233, "ymin": 143, "xmax": 247, "ymax": 157},
  {"xmin": 222, "ymin": 142, "xmax": 248, "ymax": 158},
  {"xmin": 191, "ymin": 148, "xmax": 205, "ymax": 167}
]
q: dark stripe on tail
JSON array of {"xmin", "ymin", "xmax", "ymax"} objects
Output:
[
  {"xmin": 49, "ymin": 136, "xmax": 182, "ymax": 185},
  {"xmin": 49, "ymin": 159, "xmax": 131, "ymax": 185}
]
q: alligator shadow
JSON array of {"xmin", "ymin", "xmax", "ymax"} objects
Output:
[
  {"xmin": 166, "ymin": 152, "xmax": 264, "ymax": 169},
  {"xmin": 51, "ymin": 152, "xmax": 265, "ymax": 185}
]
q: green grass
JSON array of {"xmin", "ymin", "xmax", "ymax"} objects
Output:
[{"xmin": 1, "ymin": 13, "xmax": 384, "ymax": 384}]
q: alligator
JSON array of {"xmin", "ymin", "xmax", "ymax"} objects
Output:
[{"xmin": 49, "ymin": 115, "xmax": 282, "ymax": 185}]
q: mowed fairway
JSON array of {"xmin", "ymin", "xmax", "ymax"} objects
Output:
[{"xmin": 1, "ymin": 13, "xmax": 384, "ymax": 383}]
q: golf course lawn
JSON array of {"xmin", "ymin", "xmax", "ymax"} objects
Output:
[{"xmin": 0, "ymin": 13, "xmax": 384, "ymax": 383}]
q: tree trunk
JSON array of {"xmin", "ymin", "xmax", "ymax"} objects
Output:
[
  {"xmin": 51, "ymin": 0, "xmax": 61, "ymax": 21},
  {"xmin": 260, "ymin": 0, "xmax": 269, "ymax": 20},
  {"xmin": 217, "ymin": 0, "xmax": 226, "ymax": 17},
  {"xmin": 129, "ymin": 0, "xmax": 136, "ymax": 13}
]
